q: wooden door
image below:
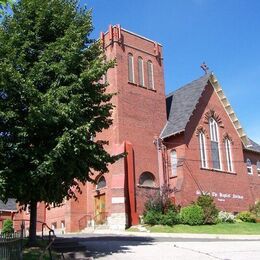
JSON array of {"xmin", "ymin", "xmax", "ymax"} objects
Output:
[{"xmin": 94, "ymin": 194, "xmax": 106, "ymax": 224}]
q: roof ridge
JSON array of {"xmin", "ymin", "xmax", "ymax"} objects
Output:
[{"xmin": 166, "ymin": 73, "xmax": 212, "ymax": 98}]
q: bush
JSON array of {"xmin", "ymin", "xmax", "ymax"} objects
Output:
[
  {"xmin": 197, "ymin": 194, "xmax": 219, "ymax": 224},
  {"xmin": 143, "ymin": 187, "xmax": 179, "ymax": 226},
  {"xmin": 218, "ymin": 211, "xmax": 235, "ymax": 223},
  {"xmin": 250, "ymin": 201, "xmax": 260, "ymax": 218},
  {"xmin": 236, "ymin": 211, "xmax": 256, "ymax": 223},
  {"xmin": 2, "ymin": 219, "xmax": 14, "ymax": 235},
  {"xmin": 160, "ymin": 210, "xmax": 180, "ymax": 226},
  {"xmin": 143, "ymin": 210, "xmax": 162, "ymax": 225},
  {"xmin": 180, "ymin": 204, "xmax": 204, "ymax": 225}
]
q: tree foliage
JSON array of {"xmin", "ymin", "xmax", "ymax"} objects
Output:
[
  {"xmin": 0, "ymin": 0, "xmax": 119, "ymax": 210},
  {"xmin": 0, "ymin": 0, "xmax": 14, "ymax": 16}
]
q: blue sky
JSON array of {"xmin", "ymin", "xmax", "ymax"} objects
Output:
[
  {"xmin": 79, "ymin": 0, "xmax": 260, "ymax": 143},
  {"xmin": 87, "ymin": 1, "xmax": 257, "ymax": 143}
]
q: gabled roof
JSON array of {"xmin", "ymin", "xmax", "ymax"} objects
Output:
[
  {"xmin": 245, "ymin": 138, "xmax": 260, "ymax": 153},
  {"xmin": 0, "ymin": 199, "xmax": 17, "ymax": 212},
  {"xmin": 160, "ymin": 72, "xmax": 258, "ymax": 151},
  {"xmin": 160, "ymin": 74, "xmax": 210, "ymax": 139}
]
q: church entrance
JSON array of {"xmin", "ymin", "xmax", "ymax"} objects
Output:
[{"xmin": 94, "ymin": 194, "xmax": 106, "ymax": 225}]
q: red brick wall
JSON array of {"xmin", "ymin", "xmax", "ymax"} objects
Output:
[{"xmin": 166, "ymin": 82, "xmax": 257, "ymax": 212}]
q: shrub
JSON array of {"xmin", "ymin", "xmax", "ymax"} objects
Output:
[
  {"xmin": 236, "ymin": 211, "xmax": 256, "ymax": 223},
  {"xmin": 160, "ymin": 210, "xmax": 180, "ymax": 226},
  {"xmin": 143, "ymin": 186, "xmax": 179, "ymax": 226},
  {"xmin": 2, "ymin": 219, "xmax": 14, "ymax": 235},
  {"xmin": 250, "ymin": 201, "xmax": 260, "ymax": 218},
  {"xmin": 218, "ymin": 211, "xmax": 235, "ymax": 223},
  {"xmin": 180, "ymin": 204, "xmax": 204, "ymax": 225},
  {"xmin": 143, "ymin": 210, "xmax": 162, "ymax": 225},
  {"xmin": 197, "ymin": 194, "xmax": 219, "ymax": 224}
]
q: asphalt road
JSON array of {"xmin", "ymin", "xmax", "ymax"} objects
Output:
[{"xmin": 56, "ymin": 234, "xmax": 260, "ymax": 260}]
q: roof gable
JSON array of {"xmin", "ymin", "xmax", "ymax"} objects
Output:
[
  {"xmin": 161, "ymin": 72, "xmax": 260, "ymax": 152},
  {"xmin": 0, "ymin": 199, "xmax": 17, "ymax": 212},
  {"xmin": 160, "ymin": 74, "xmax": 210, "ymax": 138},
  {"xmin": 209, "ymin": 73, "xmax": 250, "ymax": 147}
]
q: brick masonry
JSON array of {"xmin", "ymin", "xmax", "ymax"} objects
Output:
[{"xmin": 9, "ymin": 25, "xmax": 260, "ymax": 233}]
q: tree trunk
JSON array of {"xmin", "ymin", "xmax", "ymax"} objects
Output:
[{"xmin": 28, "ymin": 200, "xmax": 38, "ymax": 246}]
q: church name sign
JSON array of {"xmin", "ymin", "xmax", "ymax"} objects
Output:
[{"xmin": 196, "ymin": 190, "xmax": 244, "ymax": 202}]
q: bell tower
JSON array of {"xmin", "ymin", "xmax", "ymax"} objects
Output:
[{"xmin": 88, "ymin": 25, "xmax": 167, "ymax": 229}]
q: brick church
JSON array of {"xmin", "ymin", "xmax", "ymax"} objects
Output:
[{"xmin": 11, "ymin": 25, "xmax": 260, "ymax": 233}]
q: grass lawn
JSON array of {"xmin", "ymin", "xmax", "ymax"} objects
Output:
[
  {"xmin": 132, "ymin": 223, "xmax": 260, "ymax": 235},
  {"xmin": 22, "ymin": 239, "xmax": 59, "ymax": 260},
  {"xmin": 23, "ymin": 247, "xmax": 59, "ymax": 260}
]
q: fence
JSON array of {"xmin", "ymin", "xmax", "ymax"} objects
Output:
[{"xmin": 0, "ymin": 232, "xmax": 23, "ymax": 260}]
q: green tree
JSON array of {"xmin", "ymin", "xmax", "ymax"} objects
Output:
[
  {"xmin": 0, "ymin": 0, "xmax": 119, "ymax": 245},
  {"xmin": 0, "ymin": 0, "xmax": 14, "ymax": 16}
]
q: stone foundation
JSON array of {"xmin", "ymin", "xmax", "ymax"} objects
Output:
[{"xmin": 107, "ymin": 213, "xmax": 127, "ymax": 230}]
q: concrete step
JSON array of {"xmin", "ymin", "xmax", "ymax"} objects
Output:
[
  {"xmin": 81, "ymin": 226, "xmax": 95, "ymax": 233},
  {"xmin": 94, "ymin": 224, "xmax": 109, "ymax": 230}
]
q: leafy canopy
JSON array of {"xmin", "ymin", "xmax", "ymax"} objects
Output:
[
  {"xmin": 0, "ymin": 0, "xmax": 14, "ymax": 16},
  {"xmin": 0, "ymin": 0, "xmax": 119, "ymax": 206}
]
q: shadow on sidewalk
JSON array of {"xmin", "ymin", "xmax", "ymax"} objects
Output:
[{"xmin": 53, "ymin": 235, "xmax": 155, "ymax": 259}]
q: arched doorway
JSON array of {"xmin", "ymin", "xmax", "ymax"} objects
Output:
[{"xmin": 95, "ymin": 176, "xmax": 107, "ymax": 224}]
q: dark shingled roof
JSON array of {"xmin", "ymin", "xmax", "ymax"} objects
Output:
[
  {"xmin": 160, "ymin": 74, "xmax": 211, "ymax": 139},
  {"xmin": 0, "ymin": 199, "xmax": 17, "ymax": 212},
  {"xmin": 245, "ymin": 138, "xmax": 260, "ymax": 153}
]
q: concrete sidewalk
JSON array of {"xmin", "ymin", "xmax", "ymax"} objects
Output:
[{"xmin": 90, "ymin": 229, "xmax": 260, "ymax": 240}]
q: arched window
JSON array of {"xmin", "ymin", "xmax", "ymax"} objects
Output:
[
  {"xmin": 170, "ymin": 150, "xmax": 178, "ymax": 177},
  {"xmin": 225, "ymin": 138, "xmax": 233, "ymax": 172},
  {"xmin": 138, "ymin": 57, "xmax": 144, "ymax": 86},
  {"xmin": 209, "ymin": 118, "xmax": 221, "ymax": 170},
  {"xmin": 199, "ymin": 132, "xmax": 207, "ymax": 168},
  {"xmin": 139, "ymin": 172, "xmax": 155, "ymax": 187},
  {"xmin": 128, "ymin": 53, "xmax": 134, "ymax": 83},
  {"xmin": 147, "ymin": 60, "xmax": 154, "ymax": 89},
  {"xmin": 96, "ymin": 176, "xmax": 106, "ymax": 189},
  {"xmin": 257, "ymin": 161, "xmax": 260, "ymax": 175},
  {"xmin": 247, "ymin": 159, "xmax": 253, "ymax": 175}
]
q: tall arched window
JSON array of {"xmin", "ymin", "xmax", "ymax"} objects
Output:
[
  {"xmin": 139, "ymin": 172, "xmax": 155, "ymax": 187},
  {"xmin": 96, "ymin": 176, "xmax": 106, "ymax": 189},
  {"xmin": 147, "ymin": 60, "xmax": 154, "ymax": 89},
  {"xmin": 199, "ymin": 132, "xmax": 207, "ymax": 168},
  {"xmin": 209, "ymin": 118, "xmax": 221, "ymax": 170},
  {"xmin": 128, "ymin": 53, "xmax": 134, "ymax": 83},
  {"xmin": 225, "ymin": 138, "xmax": 233, "ymax": 172},
  {"xmin": 247, "ymin": 159, "xmax": 253, "ymax": 175},
  {"xmin": 257, "ymin": 161, "xmax": 260, "ymax": 175},
  {"xmin": 170, "ymin": 150, "xmax": 178, "ymax": 177},
  {"xmin": 138, "ymin": 57, "xmax": 144, "ymax": 86}
]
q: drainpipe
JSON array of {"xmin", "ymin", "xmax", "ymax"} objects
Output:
[{"xmin": 154, "ymin": 137, "xmax": 165, "ymax": 193}]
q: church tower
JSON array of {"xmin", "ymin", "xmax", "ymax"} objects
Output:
[{"xmin": 87, "ymin": 25, "xmax": 167, "ymax": 229}]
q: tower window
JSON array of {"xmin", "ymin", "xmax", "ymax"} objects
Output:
[
  {"xmin": 209, "ymin": 118, "xmax": 221, "ymax": 170},
  {"xmin": 247, "ymin": 159, "xmax": 253, "ymax": 175},
  {"xmin": 199, "ymin": 132, "xmax": 207, "ymax": 168},
  {"xmin": 138, "ymin": 57, "xmax": 144, "ymax": 86},
  {"xmin": 147, "ymin": 60, "xmax": 154, "ymax": 89},
  {"xmin": 128, "ymin": 53, "xmax": 134, "ymax": 83},
  {"xmin": 225, "ymin": 138, "xmax": 233, "ymax": 172}
]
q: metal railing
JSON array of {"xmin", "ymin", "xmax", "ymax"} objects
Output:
[
  {"xmin": 0, "ymin": 232, "xmax": 23, "ymax": 260},
  {"xmin": 78, "ymin": 214, "xmax": 93, "ymax": 231},
  {"xmin": 12, "ymin": 219, "xmax": 58, "ymax": 260},
  {"xmin": 78, "ymin": 212, "xmax": 108, "ymax": 231}
]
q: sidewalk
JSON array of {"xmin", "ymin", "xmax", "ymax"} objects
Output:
[{"xmin": 90, "ymin": 229, "xmax": 260, "ymax": 240}]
